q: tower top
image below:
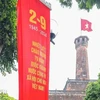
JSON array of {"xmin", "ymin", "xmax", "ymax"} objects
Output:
[{"xmin": 74, "ymin": 36, "xmax": 89, "ymax": 49}]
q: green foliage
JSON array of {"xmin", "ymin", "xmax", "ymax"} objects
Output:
[
  {"xmin": 76, "ymin": 0, "xmax": 97, "ymax": 11},
  {"xmin": 58, "ymin": 0, "xmax": 72, "ymax": 8},
  {"xmin": 0, "ymin": 0, "xmax": 17, "ymax": 75},
  {"xmin": 58, "ymin": 0, "xmax": 100, "ymax": 11},
  {"xmin": 84, "ymin": 73, "xmax": 100, "ymax": 100},
  {"xmin": 0, "ymin": 92, "xmax": 15, "ymax": 100}
]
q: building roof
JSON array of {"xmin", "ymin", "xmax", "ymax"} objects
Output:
[{"xmin": 63, "ymin": 79, "xmax": 97, "ymax": 91}]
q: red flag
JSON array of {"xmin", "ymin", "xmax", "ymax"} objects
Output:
[{"xmin": 81, "ymin": 19, "xmax": 92, "ymax": 32}]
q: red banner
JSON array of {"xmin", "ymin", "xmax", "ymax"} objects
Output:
[{"xmin": 17, "ymin": 0, "xmax": 50, "ymax": 100}]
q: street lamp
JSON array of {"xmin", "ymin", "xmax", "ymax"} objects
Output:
[
  {"xmin": 50, "ymin": 31, "xmax": 56, "ymax": 45},
  {"xmin": 50, "ymin": 19, "xmax": 58, "ymax": 45}
]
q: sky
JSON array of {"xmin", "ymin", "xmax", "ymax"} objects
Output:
[{"xmin": 0, "ymin": 0, "xmax": 100, "ymax": 99}]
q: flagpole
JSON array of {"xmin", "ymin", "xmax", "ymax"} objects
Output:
[{"xmin": 80, "ymin": 18, "xmax": 82, "ymax": 36}]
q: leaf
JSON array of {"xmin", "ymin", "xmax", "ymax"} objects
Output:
[{"xmin": 0, "ymin": 0, "xmax": 17, "ymax": 75}]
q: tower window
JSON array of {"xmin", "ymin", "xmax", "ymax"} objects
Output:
[
  {"xmin": 78, "ymin": 39, "xmax": 80, "ymax": 42},
  {"xmin": 82, "ymin": 38, "xmax": 84, "ymax": 41}
]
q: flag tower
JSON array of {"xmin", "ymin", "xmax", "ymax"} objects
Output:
[{"xmin": 74, "ymin": 36, "xmax": 89, "ymax": 80}]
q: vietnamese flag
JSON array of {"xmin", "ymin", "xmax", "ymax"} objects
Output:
[{"xmin": 81, "ymin": 19, "xmax": 92, "ymax": 32}]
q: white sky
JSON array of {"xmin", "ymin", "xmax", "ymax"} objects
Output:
[{"xmin": 0, "ymin": 0, "xmax": 100, "ymax": 99}]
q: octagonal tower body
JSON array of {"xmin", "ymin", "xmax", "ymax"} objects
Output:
[{"xmin": 74, "ymin": 36, "xmax": 89, "ymax": 80}]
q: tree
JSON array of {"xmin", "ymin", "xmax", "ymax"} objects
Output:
[
  {"xmin": 84, "ymin": 73, "xmax": 100, "ymax": 100},
  {"xmin": 58, "ymin": 0, "xmax": 100, "ymax": 11},
  {"xmin": 0, "ymin": 92, "xmax": 15, "ymax": 100},
  {"xmin": 0, "ymin": 0, "xmax": 17, "ymax": 75}
]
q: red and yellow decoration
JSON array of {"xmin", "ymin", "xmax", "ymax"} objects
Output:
[{"xmin": 17, "ymin": 0, "xmax": 50, "ymax": 100}]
